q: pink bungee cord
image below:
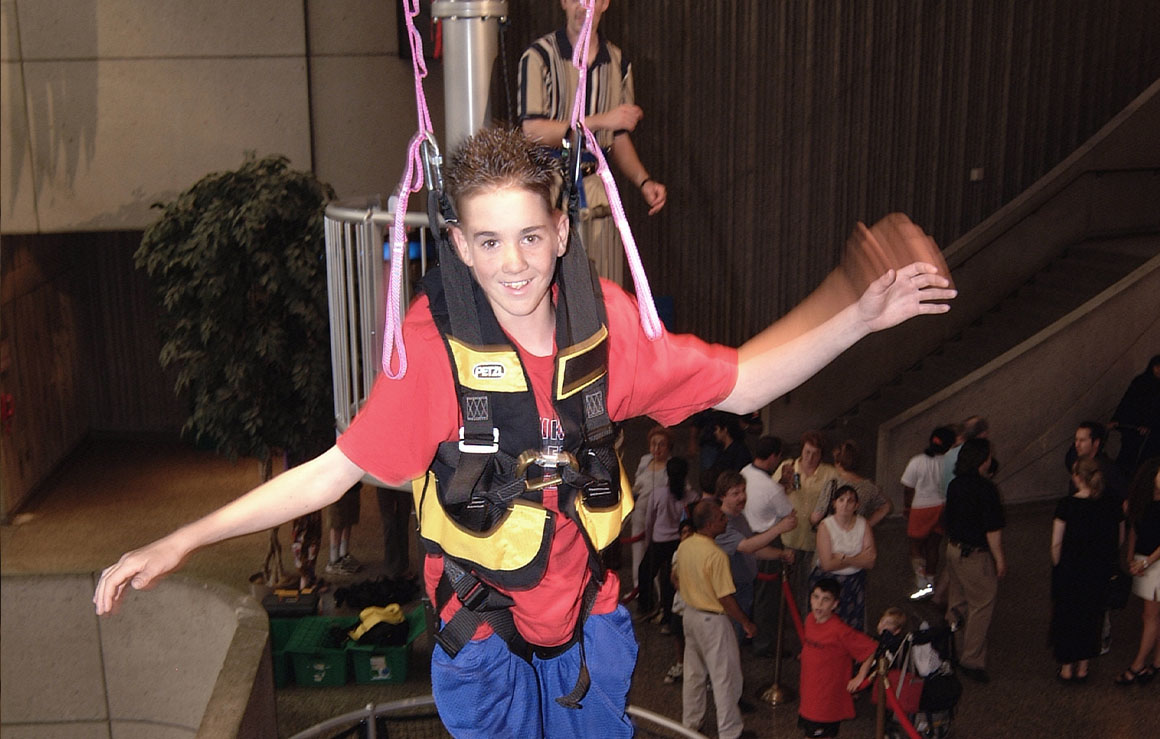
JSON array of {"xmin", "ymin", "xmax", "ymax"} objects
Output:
[
  {"xmin": 567, "ymin": 0, "xmax": 663, "ymax": 340},
  {"xmin": 382, "ymin": 0, "xmax": 663, "ymax": 379}
]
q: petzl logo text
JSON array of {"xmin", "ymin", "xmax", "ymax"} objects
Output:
[{"xmin": 473, "ymin": 363, "xmax": 505, "ymax": 380}]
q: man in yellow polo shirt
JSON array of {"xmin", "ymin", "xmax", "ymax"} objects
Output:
[{"xmin": 674, "ymin": 499, "xmax": 757, "ymax": 739}]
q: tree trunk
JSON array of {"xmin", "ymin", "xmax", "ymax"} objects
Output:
[{"xmin": 259, "ymin": 456, "xmax": 288, "ymax": 586}]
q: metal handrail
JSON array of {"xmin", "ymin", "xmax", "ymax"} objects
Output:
[
  {"xmin": 287, "ymin": 694, "xmax": 708, "ymax": 739},
  {"xmin": 324, "ymin": 199, "xmax": 432, "ymax": 437}
]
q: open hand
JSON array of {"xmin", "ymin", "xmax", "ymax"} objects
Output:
[
  {"xmin": 93, "ymin": 537, "xmax": 188, "ymax": 615},
  {"xmin": 841, "ymin": 213, "xmax": 956, "ymax": 332},
  {"xmin": 857, "ymin": 261, "xmax": 956, "ymax": 333}
]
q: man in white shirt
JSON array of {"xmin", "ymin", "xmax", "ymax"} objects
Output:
[{"xmin": 740, "ymin": 437, "xmax": 798, "ymax": 655}]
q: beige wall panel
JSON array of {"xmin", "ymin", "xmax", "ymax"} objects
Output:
[
  {"xmin": 308, "ymin": 0, "xmax": 397, "ymax": 55},
  {"xmin": 310, "ymin": 54, "xmax": 445, "ymax": 202},
  {"xmin": 16, "ymin": 0, "xmax": 304, "ymax": 59},
  {"xmin": 24, "ymin": 57, "xmax": 311, "ymax": 231},
  {"xmin": 1, "ymin": 61, "xmax": 39, "ymax": 232},
  {"xmin": 1, "ymin": 1, "xmax": 19, "ymax": 61}
]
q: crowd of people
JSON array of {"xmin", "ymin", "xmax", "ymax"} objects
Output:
[{"xmin": 622, "ymin": 394, "xmax": 1159, "ymax": 737}]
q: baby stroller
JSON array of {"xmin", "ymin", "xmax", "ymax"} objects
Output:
[{"xmin": 874, "ymin": 621, "xmax": 962, "ymax": 739}]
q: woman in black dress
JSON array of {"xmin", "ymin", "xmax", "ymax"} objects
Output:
[{"xmin": 1050, "ymin": 457, "xmax": 1124, "ymax": 681}]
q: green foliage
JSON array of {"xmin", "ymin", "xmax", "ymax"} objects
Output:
[{"xmin": 137, "ymin": 154, "xmax": 337, "ymax": 464}]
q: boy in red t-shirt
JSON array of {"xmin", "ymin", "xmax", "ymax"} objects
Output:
[{"xmin": 799, "ymin": 578, "xmax": 877, "ymax": 738}]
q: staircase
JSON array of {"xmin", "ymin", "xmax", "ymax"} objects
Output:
[{"xmin": 826, "ymin": 232, "xmax": 1160, "ymax": 474}]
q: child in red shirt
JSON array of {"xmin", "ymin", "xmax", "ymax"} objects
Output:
[{"xmin": 799, "ymin": 578, "xmax": 878, "ymax": 738}]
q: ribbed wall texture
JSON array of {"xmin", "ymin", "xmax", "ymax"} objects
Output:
[{"xmin": 499, "ymin": 0, "xmax": 1160, "ymax": 344}]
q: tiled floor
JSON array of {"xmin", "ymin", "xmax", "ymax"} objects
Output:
[{"xmin": 3, "ymin": 434, "xmax": 1158, "ymax": 738}]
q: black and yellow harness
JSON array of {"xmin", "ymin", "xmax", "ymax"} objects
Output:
[{"xmin": 413, "ymin": 148, "xmax": 632, "ymax": 708}]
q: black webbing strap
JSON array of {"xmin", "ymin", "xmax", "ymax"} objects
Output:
[
  {"xmin": 427, "ymin": 189, "xmax": 499, "ymax": 510},
  {"xmin": 554, "ymin": 575, "xmax": 601, "ymax": 709},
  {"xmin": 434, "ymin": 557, "xmax": 530, "ymax": 663}
]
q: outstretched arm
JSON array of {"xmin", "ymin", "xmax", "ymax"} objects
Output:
[
  {"xmin": 717, "ymin": 215, "xmax": 955, "ymax": 413},
  {"xmin": 94, "ymin": 445, "xmax": 366, "ymax": 615},
  {"xmin": 736, "ymin": 510, "xmax": 798, "ymax": 554}
]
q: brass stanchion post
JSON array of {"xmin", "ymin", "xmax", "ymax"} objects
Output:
[{"xmin": 761, "ymin": 560, "xmax": 797, "ymax": 705}]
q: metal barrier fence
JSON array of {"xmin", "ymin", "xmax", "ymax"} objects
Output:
[
  {"xmin": 324, "ymin": 200, "xmax": 432, "ymax": 434},
  {"xmin": 287, "ymin": 695, "xmax": 707, "ymax": 739}
]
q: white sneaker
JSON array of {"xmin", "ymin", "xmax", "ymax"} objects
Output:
[
  {"xmin": 663, "ymin": 662, "xmax": 683, "ymax": 684},
  {"xmin": 909, "ymin": 583, "xmax": 934, "ymax": 601},
  {"xmin": 325, "ymin": 554, "xmax": 362, "ymax": 576}
]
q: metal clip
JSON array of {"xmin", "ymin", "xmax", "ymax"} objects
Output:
[
  {"xmin": 421, "ymin": 132, "xmax": 444, "ymax": 193},
  {"xmin": 516, "ymin": 449, "xmax": 579, "ymax": 492}
]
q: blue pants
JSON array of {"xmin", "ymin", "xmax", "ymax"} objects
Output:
[{"xmin": 432, "ymin": 606, "xmax": 638, "ymax": 738}]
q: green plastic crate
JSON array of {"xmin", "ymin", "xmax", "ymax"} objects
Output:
[
  {"xmin": 285, "ymin": 616, "xmax": 358, "ymax": 687},
  {"xmin": 348, "ymin": 606, "xmax": 426, "ymax": 685},
  {"xmin": 268, "ymin": 618, "xmax": 299, "ymax": 688}
]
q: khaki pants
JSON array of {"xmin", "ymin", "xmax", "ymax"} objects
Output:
[
  {"xmin": 683, "ymin": 609, "xmax": 744, "ymax": 739},
  {"xmin": 944, "ymin": 541, "xmax": 999, "ymax": 669},
  {"xmin": 579, "ymin": 177, "xmax": 623, "ymax": 286}
]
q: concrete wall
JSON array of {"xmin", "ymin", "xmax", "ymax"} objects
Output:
[
  {"xmin": 0, "ymin": 573, "xmax": 275, "ymax": 738},
  {"xmin": 1, "ymin": 0, "xmax": 443, "ymax": 234},
  {"xmin": 875, "ymin": 255, "xmax": 1160, "ymax": 509}
]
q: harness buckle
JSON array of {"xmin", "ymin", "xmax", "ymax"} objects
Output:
[
  {"xmin": 458, "ymin": 426, "xmax": 499, "ymax": 454},
  {"xmin": 458, "ymin": 579, "xmax": 490, "ymax": 611},
  {"xmin": 516, "ymin": 449, "xmax": 579, "ymax": 492}
]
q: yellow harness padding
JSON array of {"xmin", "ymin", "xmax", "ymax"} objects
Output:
[
  {"xmin": 348, "ymin": 603, "xmax": 405, "ymax": 642},
  {"xmin": 413, "ymin": 471, "xmax": 553, "ymax": 573},
  {"xmin": 574, "ymin": 462, "xmax": 633, "ymax": 550},
  {"xmin": 446, "ymin": 338, "xmax": 528, "ymax": 393},
  {"xmin": 412, "ymin": 464, "xmax": 633, "ymax": 573}
]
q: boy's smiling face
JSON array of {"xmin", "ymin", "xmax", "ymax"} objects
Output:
[
  {"xmin": 810, "ymin": 587, "xmax": 839, "ymax": 623},
  {"xmin": 450, "ymin": 186, "xmax": 568, "ymax": 344}
]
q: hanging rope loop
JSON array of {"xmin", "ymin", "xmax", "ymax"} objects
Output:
[{"xmin": 382, "ymin": 0, "xmax": 440, "ymax": 378}]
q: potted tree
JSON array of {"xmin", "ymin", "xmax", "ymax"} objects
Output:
[{"xmin": 136, "ymin": 154, "xmax": 337, "ymax": 590}]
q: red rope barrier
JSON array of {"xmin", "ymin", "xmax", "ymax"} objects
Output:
[
  {"xmin": 755, "ymin": 570, "xmax": 781, "ymax": 582},
  {"xmin": 620, "ymin": 532, "xmax": 645, "ymax": 544},
  {"xmin": 780, "ymin": 577, "xmax": 805, "ymax": 642},
  {"xmin": 881, "ymin": 679, "xmax": 923, "ymax": 739}
]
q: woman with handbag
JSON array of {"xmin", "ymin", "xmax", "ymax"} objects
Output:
[
  {"xmin": 1115, "ymin": 456, "xmax": 1160, "ymax": 685},
  {"xmin": 1050, "ymin": 457, "xmax": 1124, "ymax": 682}
]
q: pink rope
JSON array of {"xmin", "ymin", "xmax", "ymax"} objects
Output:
[
  {"xmin": 381, "ymin": 0, "xmax": 437, "ymax": 378},
  {"xmin": 567, "ymin": 1, "xmax": 663, "ymax": 340}
]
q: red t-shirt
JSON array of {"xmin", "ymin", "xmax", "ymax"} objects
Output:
[
  {"xmin": 799, "ymin": 613, "xmax": 878, "ymax": 722},
  {"xmin": 337, "ymin": 279, "xmax": 737, "ymax": 647}
]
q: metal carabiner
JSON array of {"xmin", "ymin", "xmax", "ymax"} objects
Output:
[
  {"xmin": 516, "ymin": 449, "xmax": 579, "ymax": 492},
  {"xmin": 421, "ymin": 132, "xmax": 444, "ymax": 193}
]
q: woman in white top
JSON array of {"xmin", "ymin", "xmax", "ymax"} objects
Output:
[
  {"xmin": 810, "ymin": 485, "xmax": 877, "ymax": 630},
  {"xmin": 900, "ymin": 426, "xmax": 957, "ymax": 599}
]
